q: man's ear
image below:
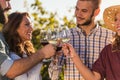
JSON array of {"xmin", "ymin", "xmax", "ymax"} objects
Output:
[{"xmin": 94, "ymin": 8, "xmax": 100, "ymax": 17}]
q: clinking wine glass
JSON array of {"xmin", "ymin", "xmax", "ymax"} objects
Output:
[
  {"xmin": 48, "ymin": 26, "xmax": 71, "ymax": 51},
  {"xmin": 48, "ymin": 28, "xmax": 63, "ymax": 51},
  {"xmin": 48, "ymin": 26, "xmax": 71, "ymax": 80},
  {"xmin": 40, "ymin": 29, "xmax": 53, "ymax": 62},
  {"xmin": 59, "ymin": 26, "xmax": 71, "ymax": 59},
  {"xmin": 40, "ymin": 30, "xmax": 49, "ymax": 46},
  {"xmin": 47, "ymin": 28, "xmax": 63, "ymax": 80},
  {"xmin": 48, "ymin": 26, "xmax": 71, "ymax": 60},
  {"xmin": 40, "ymin": 29, "xmax": 63, "ymax": 62},
  {"xmin": 59, "ymin": 26, "xmax": 71, "ymax": 43}
]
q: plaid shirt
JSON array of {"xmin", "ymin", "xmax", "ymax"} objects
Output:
[{"xmin": 61, "ymin": 24, "xmax": 115, "ymax": 80}]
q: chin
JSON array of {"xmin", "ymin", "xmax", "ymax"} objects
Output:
[
  {"xmin": 24, "ymin": 38, "xmax": 31, "ymax": 41},
  {"xmin": 27, "ymin": 38, "xmax": 31, "ymax": 40},
  {"xmin": 77, "ymin": 22, "xmax": 83, "ymax": 25}
]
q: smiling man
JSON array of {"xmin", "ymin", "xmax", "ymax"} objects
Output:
[{"xmin": 59, "ymin": 0, "xmax": 115, "ymax": 80}]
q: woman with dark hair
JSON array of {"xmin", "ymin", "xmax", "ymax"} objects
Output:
[
  {"xmin": 2, "ymin": 12, "xmax": 42, "ymax": 80},
  {"xmin": 0, "ymin": 1, "xmax": 55, "ymax": 80}
]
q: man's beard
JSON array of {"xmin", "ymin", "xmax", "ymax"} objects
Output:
[
  {"xmin": 0, "ymin": 7, "xmax": 7, "ymax": 24},
  {"xmin": 80, "ymin": 18, "xmax": 92, "ymax": 26},
  {"xmin": 78, "ymin": 11, "xmax": 94, "ymax": 26}
]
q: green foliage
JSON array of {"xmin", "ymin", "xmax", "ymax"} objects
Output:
[
  {"xmin": 27, "ymin": 0, "xmax": 76, "ymax": 80},
  {"xmin": 0, "ymin": 23, "xmax": 3, "ymax": 31},
  {"xmin": 62, "ymin": 16, "xmax": 76, "ymax": 28},
  {"xmin": 30, "ymin": 0, "xmax": 76, "ymax": 50},
  {"xmin": 32, "ymin": 28, "xmax": 41, "ymax": 49},
  {"xmin": 41, "ymin": 62, "xmax": 51, "ymax": 80}
]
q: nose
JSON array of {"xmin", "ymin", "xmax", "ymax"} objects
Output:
[
  {"xmin": 115, "ymin": 19, "xmax": 120, "ymax": 25},
  {"xmin": 75, "ymin": 10, "xmax": 82, "ymax": 17},
  {"xmin": 29, "ymin": 25, "xmax": 33, "ymax": 31}
]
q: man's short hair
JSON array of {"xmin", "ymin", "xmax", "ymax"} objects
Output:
[{"xmin": 79, "ymin": 0, "xmax": 101, "ymax": 10}]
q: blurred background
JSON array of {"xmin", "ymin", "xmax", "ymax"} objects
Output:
[
  {"xmin": 10, "ymin": 0, "xmax": 120, "ymax": 20},
  {"xmin": 8, "ymin": 0, "xmax": 120, "ymax": 80}
]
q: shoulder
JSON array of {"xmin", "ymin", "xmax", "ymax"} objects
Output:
[
  {"xmin": 70, "ymin": 27, "xmax": 80, "ymax": 33},
  {"xmin": 70, "ymin": 27, "xmax": 76, "ymax": 31},
  {"xmin": 0, "ymin": 32, "xmax": 6, "ymax": 45},
  {"xmin": 0, "ymin": 32, "xmax": 6, "ymax": 53},
  {"xmin": 101, "ymin": 44, "xmax": 112, "ymax": 55},
  {"xmin": 98, "ymin": 26, "xmax": 116, "ymax": 37},
  {"xmin": 0, "ymin": 32, "xmax": 4, "ymax": 40},
  {"xmin": 104, "ymin": 44, "xmax": 112, "ymax": 49},
  {"xmin": 100, "ymin": 26, "xmax": 115, "ymax": 33},
  {"xmin": 0, "ymin": 32, "xmax": 9, "ymax": 53}
]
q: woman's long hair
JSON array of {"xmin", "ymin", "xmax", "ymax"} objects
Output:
[
  {"xmin": 112, "ymin": 33, "xmax": 120, "ymax": 52},
  {"xmin": 2, "ymin": 12, "xmax": 35, "ymax": 57}
]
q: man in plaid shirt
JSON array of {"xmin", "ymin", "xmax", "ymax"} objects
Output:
[{"xmin": 60, "ymin": 0, "xmax": 115, "ymax": 80}]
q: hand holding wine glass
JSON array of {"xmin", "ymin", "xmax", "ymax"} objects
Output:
[
  {"xmin": 40, "ymin": 30, "xmax": 49, "ymax": 46},
  {"xmin": 40, "ymin": 29, "xmax": 53, "ymax": 62},
  {"xmin": 48, "ymin": 26, "xmax": 71, "ymax": 80}
]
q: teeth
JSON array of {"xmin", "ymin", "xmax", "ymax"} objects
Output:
[
  {"xmin": 117, "ymin": 28, "xmax": 120, "ymax": 30},
  {"xmin": 117, "ymin": 27, "xmax": 120, "ymax": 29},
  {"xmin": 28, "ymin": 32, "xmax": 32, "ymax": 34}
]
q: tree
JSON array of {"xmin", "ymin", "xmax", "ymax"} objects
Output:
[{"xmin": 27, "ymin": 0, "xmax": 76, "ymax": 80}]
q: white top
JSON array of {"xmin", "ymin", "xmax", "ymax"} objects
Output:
[{"xmin": 9, "ymin": 52, "xmax": 43, "ymax": 80}]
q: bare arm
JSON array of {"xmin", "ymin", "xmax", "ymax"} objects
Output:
[
  {"xmin": 72, "ymin": 53, "xmax": 101, "ymax": 80},
  {"xmin": 6, "ymin": 44, "xmax": 55, "ymax": 79},
  {"xmin": 62, "ymin": 43, "xmax": 101, "ymax": 80}
]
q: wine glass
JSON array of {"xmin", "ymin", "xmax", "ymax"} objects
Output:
[
  {"xmin": 47, "ymin": 28, "xmax": 63, "ymax": 80},
  {"xmin": 40, "ymin": 30, "xmax": 49, "ymax": 46},
  {"xmin": 59, "ymin": 26, "xmax": 71, "ymax": 43},
  {"xmin": 59, "ymin": 26, "xmax": 71, "ymax": 59},
  {"xmin": 48, "ymin": 54, "xmax": 62, "ymax": 80},
  {"xmin": 48, "ymin": 28, "xmax": 63, "ymax": 51},
  {"xmin": 40, "ymin": 29, "xmax": 53, "ymax": 62},
  {"xmin": 48, "ymin": 26, "xmax": 71, "ymax": 80},
  {"xmin": 48, "ymin": 26, "xmax": 71, "ymax": 51}
]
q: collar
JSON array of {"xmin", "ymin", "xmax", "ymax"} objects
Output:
[{"xmin": 75, "ymin": 23, "xmax": 100, "ymax": 36}]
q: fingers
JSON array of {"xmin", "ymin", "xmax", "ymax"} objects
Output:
[
  {"xmin": 41, "ymin": 44, "xmax": 56, "ymax": 58},
  {"xmin": 62, "ymin": 43, "xmax": 76, "ymax": 58},
  {"xmin": 62, "ymin": 43, "xmax": 70, "ymax": 56}
]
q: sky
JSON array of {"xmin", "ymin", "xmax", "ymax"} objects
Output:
[{"xmin": 10, "ymin": 0, "xmax": 120, "ymax": 20}]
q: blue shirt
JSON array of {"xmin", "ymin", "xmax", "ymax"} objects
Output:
[
  {"xmin": 0, "ymin": 32, "xmax": 13, "ymax": 80},
  {"xmin": 9, "ymin": 52, "xmax": 42, "ymax": 80}
]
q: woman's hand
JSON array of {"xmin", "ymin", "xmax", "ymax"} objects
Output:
[{"xmin": 62, "ymin": 43, "xmax": 77, "ymax": 58}]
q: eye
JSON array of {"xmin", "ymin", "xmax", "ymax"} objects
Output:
[
  {"xmin": 25, "ymin": 23, "xmax": 29, "ymax": 26},
  {"xmin": 114, "ymin": 19, "xmax": 117, "ymax": 22},
  {"xmin": 82, "ymin": 9, "xmax": 88, "ymax": 13},
  {"xmin": 25, "ymin": 23, "xmax": 32, "ymax": 27},
  {"xmin": 75, "ymin": 7, "xmax": 79, "ymax": 11}
]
